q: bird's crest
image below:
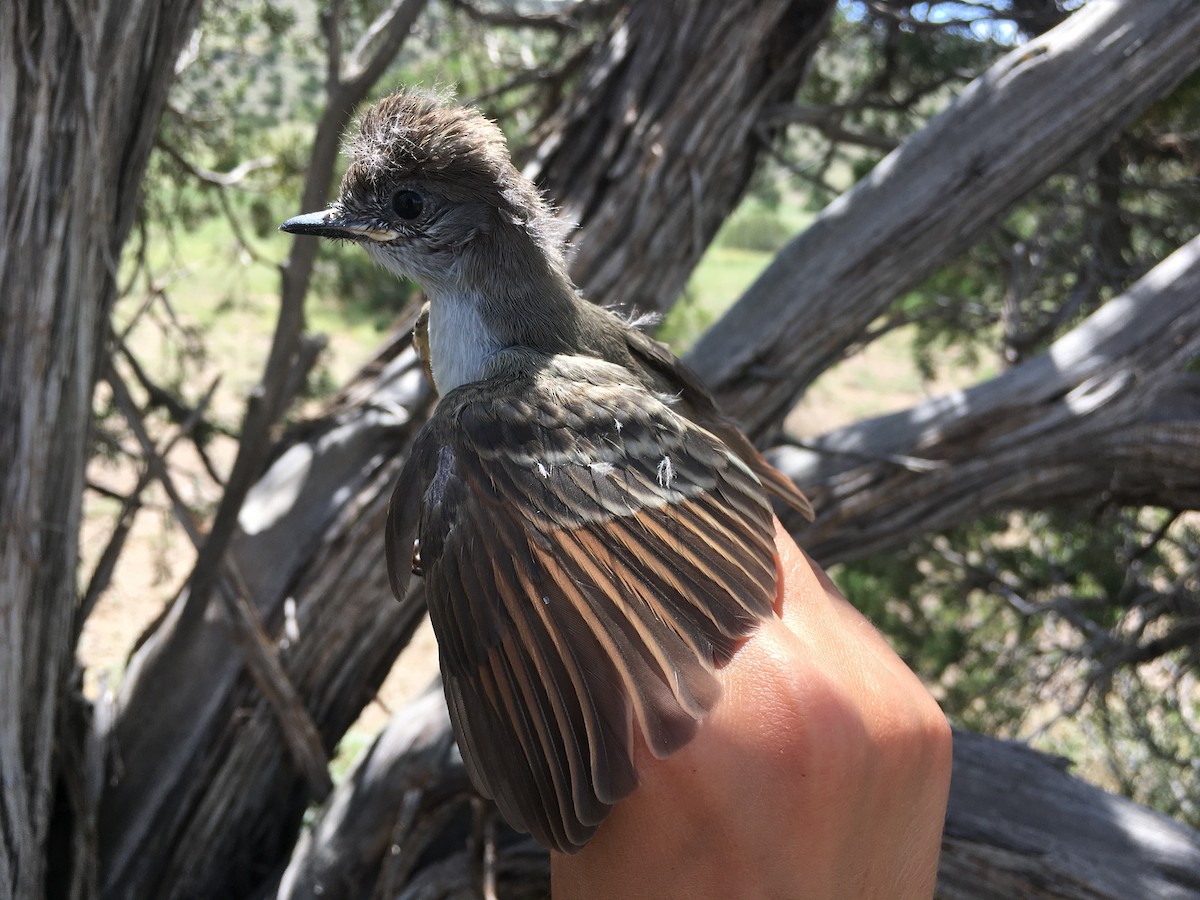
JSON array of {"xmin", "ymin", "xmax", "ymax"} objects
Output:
[{"xmin": 342, "ymin": 88, "xmax": 552, "ymax": 232}]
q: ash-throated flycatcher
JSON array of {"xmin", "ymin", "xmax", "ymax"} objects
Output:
[{"xmin": 282, "ymin": 89, "xmax": 812, "ymax": 853}]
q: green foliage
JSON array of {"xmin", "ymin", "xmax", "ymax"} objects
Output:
[
  {"xmin": 794, "ymin": 3, "xmax": 1198, "ymax": 376},
  {"xmin": 836, "ymin": 507, "xmax": 1200, "ymax": 827},
  {"xmin": 786, "ymin": 47, "xmax": 1200, "ymax": 829},
  {"xmin": 716, "ymin": 206, "xmax": 793, "ymax": 254}
]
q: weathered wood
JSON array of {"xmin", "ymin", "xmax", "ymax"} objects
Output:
[
  {"xmin": 689, "ymin": 0, "xmax": 1200, "ymax": 439},
  {"xmin": 274, "ymin": 688, "xmax": 456, "ymax": 900},
  {"xmin": 0, "ymin": 2, "xmax": 202, "ymax": 897},
  {"xmin": 771, "ymin": 233, "xmax": 1200, "ymax": 564},
  {"xmin": 528, "ymin": 0, "xmax": 834, "ymax": 311},
  {"xmin": 938, "ymin": 730, "xmax": 1200, "ymax": 899}
]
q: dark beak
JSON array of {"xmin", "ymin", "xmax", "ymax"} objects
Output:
[{"xmin": 280, "ymin": 208, "xmax": 398, "ymax": 242}]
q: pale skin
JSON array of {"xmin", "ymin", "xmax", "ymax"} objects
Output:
[{"xmin": 553, "ymin": 521, "xmax": 953, "ymax": 899}]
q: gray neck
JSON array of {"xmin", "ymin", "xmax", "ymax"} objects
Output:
[
  {"xmin": 423, "ymin": 286, "xmax": 503, "ymax": 392},
  {"xmin": 423, "ymin": 224, "xmax": 589, "ymax": 392}
]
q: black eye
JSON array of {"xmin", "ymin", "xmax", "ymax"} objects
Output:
[{"xmin": 391, "ymin": 189, "xmax": 424, "ymax": 220}]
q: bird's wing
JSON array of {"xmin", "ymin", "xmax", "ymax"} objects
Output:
[
  {"xmin": 385, "ymin": 360, "xmax": 778, "ymax": 852},
  {"xmin": 624, "ymin": 327, "xmax": 815, "ymax": 520}
]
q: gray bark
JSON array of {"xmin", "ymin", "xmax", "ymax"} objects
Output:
[
  {"xmin": 528, "ymin": 0, "xmax": 835, "ymax": 311},
  {"xmin": 689, "ymin": 0, "xmax": 1200, "ymax": 440},
  {"xmin": 273, "ymin": 688, "xmax": 459, "ymax": 900},
  {"xmin": 938, "ymin": 731, "xmax": 1200, "ymax": 899},
  {"xmin": 770, "ymin": 233, "xmax": 1200, "ymax": 564},
  {"xmin": 0, "ymin": 2, "xmax": 202, "ymax": 898}
]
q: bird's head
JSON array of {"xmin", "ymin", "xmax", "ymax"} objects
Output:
[{"xmin": 281, "ymin": 89, "xmax": 569, "ymax": 296}]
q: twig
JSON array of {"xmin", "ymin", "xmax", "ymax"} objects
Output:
[
  {"xmin": 322, "ymin": 0, "xmax": 343, "ymax": 88},
  {"xmin": 760, "ymin": 103, "xmax": 900, "ymax": 154},
  {"xmin": 156, "ymin": 139, "xmax": 274, "ymax": 262},
  {"xmin": 344, "ymin": 0, "xmax": 429, "ymax": 87},
  {"xmin": 784, "ymin": 437, "xmax": 948, "ymax": 473},
  {"xmin": 78, "ymin": 374, "xmax": 221, "ymax": 629},
  {"xmin": 863, "ymin": 0, "xmax": 1001, "ymax": 32},
  {"xmin": 471, "ymin": 795, "xmax": 499, "ymax": 900},
  {"xmin": 105, "ymin": 364, "xmax": 333, "ymax": 800},
  {"xmin": 84, "ymin": 479, "xmax": 129, "ymax": 503},
  {"xmin": 115, "ymin": 338, "xmax": 229, "ymax": 481},
  {"xmin": 444, "ymin": 0, "xmax": 588, "ymax": 34},
  {"xmin": 156, "ymin": 140, "xmax": 274, "ymax": 188}
]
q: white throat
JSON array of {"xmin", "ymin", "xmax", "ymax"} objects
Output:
[{"xmin": 427, "ymin": 289, "xmax": 505, "ymax": 393}]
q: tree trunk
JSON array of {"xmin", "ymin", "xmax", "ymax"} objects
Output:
[
  {"xmin": 527, "ymin": 0, "xmax": 835, "ymax": 311},
  {"xmin": 273, "ymin": 688, "xmax": 461, "ymax": 900},
  {"xmin": 770, "ymin": 233, "xmax": 1200, "ymax": 564},
  {"xmin": 689, "ymin": 0, "xmax": 1200, "ymax": 440},
  {"xmin": 0, "ymin": 3, "xmax": 201, "ymax": 898},
  {"xmin": 938, "ymin": 731, "xmax": 1200, "ymax": 899}
]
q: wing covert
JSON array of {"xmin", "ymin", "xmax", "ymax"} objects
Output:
[{"xmin": 387, "ymin": 360, "xmax": 779, "ymax": 852}]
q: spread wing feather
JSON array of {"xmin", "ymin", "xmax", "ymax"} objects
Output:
[
  {"xmin": 386, "ymin": 359, "xmax": 779, "ymax": 852},
  {"xmin": 624, "ymin": 327, "xmax": 816, "ymax": 520}
]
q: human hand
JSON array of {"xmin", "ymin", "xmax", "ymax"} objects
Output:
[{"xmin": 552, "ymin": 520, "xmax": 952, "ymax": 899}]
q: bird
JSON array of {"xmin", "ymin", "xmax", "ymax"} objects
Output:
[{"xmin": 281, "ymin": 88, "xmax": 813, "ymax": 853}]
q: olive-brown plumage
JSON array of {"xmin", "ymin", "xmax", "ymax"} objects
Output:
[{"xmin": 282, "ymin": 88, "xmax": 812, "ymax": 852}]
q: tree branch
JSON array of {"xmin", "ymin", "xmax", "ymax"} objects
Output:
[
  {"xmin": 760, "ymin": 103, "xmax": 901, "ymax": 153},
  {"xmin": 78, "ymin": 374, "xmax": 221, "ymax": 630},
  {"xmin": 105, "ymin": 365, "xmax": 333, "ymax": 800},
  {"xmin": 690, "ymin": 0, "xmax": 1200, "ymax": 439},
  {"xmin": 345, "ymin": 0, "xmax": 431, "ymax": 90},
  {"xmin": 770, "ymin": 233, "xmax": 1200, "ymax": 565},
  {"xmin": 443, "ymin": 0, "xmax": 596, "ymax": 33}
]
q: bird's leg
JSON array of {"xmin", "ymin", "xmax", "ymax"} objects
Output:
[
  {"xmin": 413, "ymin": 299, "xmax": 437, "ymax": 394},
  {"xmin": 470, "ymin": 794, "xmax": 499, "ymax": 900}
]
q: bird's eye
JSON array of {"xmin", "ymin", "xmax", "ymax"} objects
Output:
[{"xmin": 391, "ymin": 189, "xmax": 424, "ymax": 220}]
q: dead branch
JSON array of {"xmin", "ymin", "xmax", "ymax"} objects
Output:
[
  {"xmin": 690, "ymin": 0, "xmax": 1200, "ymax": 439},
  {"xmin": 770, "ymin": 233, "xmax": 1200, "ymax": 564}
]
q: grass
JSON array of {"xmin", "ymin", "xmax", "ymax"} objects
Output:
[
  {"xmin": 662, "ymin": 196, "xmax": 815, "ymax": 350},
  {"xmin": 663, "ymin": 246, "xmax": 775, "ymax": 350}
]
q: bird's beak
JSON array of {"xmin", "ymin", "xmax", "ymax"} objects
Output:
[{"xmin": 280, "ymin": 207, "xmax": 399, "ymax": 242}]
